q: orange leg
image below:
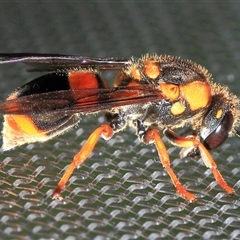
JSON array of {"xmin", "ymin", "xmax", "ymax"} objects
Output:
[
  {"xmin": 145, "ymin": 129, "xmax": 196, "ymax": 202},
  {"xmin": 53, "ymin": 124, "xmax": 114, "ymax": 200},
  {"xmin": 164, "ymin": 129, "xmax": 234, "ymax": 195}
]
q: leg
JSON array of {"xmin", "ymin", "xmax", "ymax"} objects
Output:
[
  {"xmin": 145, "ymin": 129, "xmax": 196, "ymax": 202},
  {"xmin": 164, "ymin": 129, "xmax": 234, "ymax": 195},
  {"xmin": 53, "ymin": 124, "xmax": 114, "ymax": 200}
]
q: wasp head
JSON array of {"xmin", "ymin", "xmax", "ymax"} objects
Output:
[{"xmin": 200, "ymin": 83, "xmax": 240, "ymax": 150}]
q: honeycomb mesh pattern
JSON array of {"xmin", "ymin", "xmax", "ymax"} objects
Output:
[{"xmin": 0, "ymin": 2, "xmax": 240, "ymax": 239}]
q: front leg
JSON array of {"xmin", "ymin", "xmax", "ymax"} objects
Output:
[{"xmin": 164, "ymin": 129, "xmax": 234, "ymax": 195}]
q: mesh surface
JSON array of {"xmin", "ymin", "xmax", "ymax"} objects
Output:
[{"xmin": 0, "ymin": 2, "xmax": 240, "ymax": 240}]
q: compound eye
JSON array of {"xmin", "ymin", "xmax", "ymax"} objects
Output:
[{"xmin": 203, "ymin": 112, "xmax": 233, "ymax": 150}]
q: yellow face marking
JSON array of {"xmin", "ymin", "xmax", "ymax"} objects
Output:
[
  {"xmin": 216, "ymin": 109, "xmax": 223, "ymax": 119},
  {"xmin": 171, "ymin": 101, "xmax": 186, "ymax": 115},
  {"xmin": 160, "ymin": 83, "xmax": 180, "ymax": 100},
  {"xmin": 144, "ymin": 61, "xmax": 160, "ymax": 79}
]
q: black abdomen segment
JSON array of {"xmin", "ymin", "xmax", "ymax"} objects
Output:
[{"xmin": 17, "ymin": 72, "xmax": 70, "ymax": 97}]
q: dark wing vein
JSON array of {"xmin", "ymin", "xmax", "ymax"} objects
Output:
[
  {"xmin": 0, "ymin": 87, "xmax": 163, "ymax": 115},
  {"xmin": 0, "ymin": 53, "xmax": 128, "ymax": 72}
]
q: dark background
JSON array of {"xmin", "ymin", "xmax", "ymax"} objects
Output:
[{"xmin": 0, "ymin": 1, "xmax": 240, "ymax": 239}]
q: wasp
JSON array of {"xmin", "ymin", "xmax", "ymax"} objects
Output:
[{"xmin": 0, "ymin": 53, "xmax": 239, "ymax": 202}]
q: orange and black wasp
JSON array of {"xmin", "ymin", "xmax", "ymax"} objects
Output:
[{"xmin": 0, "ymin": 53, "xmax": 239, "ymax": 202}]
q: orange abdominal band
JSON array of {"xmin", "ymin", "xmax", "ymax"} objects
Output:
[{"xmin": 7, "ymin": 115, "xmax": 45, "ymax": 137}]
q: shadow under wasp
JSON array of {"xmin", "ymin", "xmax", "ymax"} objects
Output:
[{"xmin": 0, "ymin": 53, "xmax": 239, "ymax": 202}]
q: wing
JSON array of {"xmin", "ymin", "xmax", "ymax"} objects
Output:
[
  {"xmin": 0, "ymin": 86, "xmax": 164, "ymax": 115},
  {"xmin": 0, "ymin": 53, "xmax": 128, "ymax": 72}
]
